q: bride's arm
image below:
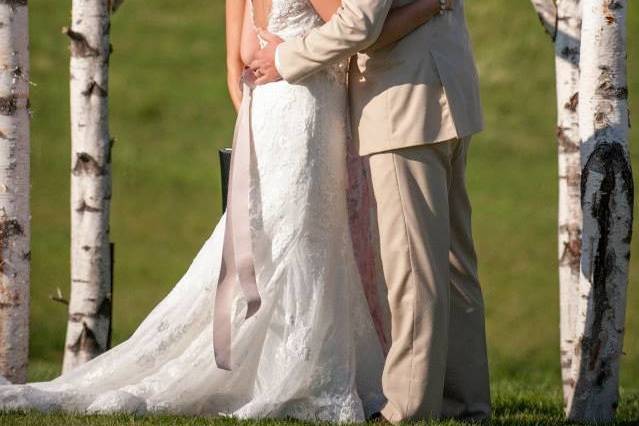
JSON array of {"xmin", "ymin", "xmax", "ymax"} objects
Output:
[
  {"xmin": 308, "ymin": 0, "xmax": 451, "ymax": 53},
  {"xmin": 240, "ymin": 1, "xmax": 260, "ymax": 66},
  {"xmin": 226, "ymin": 0, "xmax": 260, "ymax": 110},
  {"xmin": 226, "ymin": 0, "xmax": 246, "ymax": 110}
]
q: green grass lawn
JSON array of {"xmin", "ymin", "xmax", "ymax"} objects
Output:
[
  {"xmin": 10, "ymin": 0, "xmax": 639, "ymax": 424},
  {"xmin": 2, "ymin": 383, "xmax": 638, "ymax": 425}
]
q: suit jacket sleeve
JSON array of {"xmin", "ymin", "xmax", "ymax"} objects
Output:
[{"xmin": 277, "ymin": 0, "xmax": 394, "ymax": 83}]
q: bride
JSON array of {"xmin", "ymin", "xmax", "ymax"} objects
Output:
[{"xmin": 1, "ymin": 0, "xmax": 449, "ymax": 421}]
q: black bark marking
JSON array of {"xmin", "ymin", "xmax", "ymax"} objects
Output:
[
  {"xmin": 557, "ymin": 126, "xmax": 580, "ymax": 153},
  {"xmin": 0, "ymin": 218, "xmax": 23, "ymax": 239},
  {"xmin": 67, "ymin": 322, "xmax": 102, "ymax": 355},
  {"xmin": 561, "ymin": 356, "xmax": 573, "ymax": 369},
  {"xmin": 97, "ymin": 294, "xmax": 111, "ymax": 319},
  {"xmin": 75, "ymin": 200, "xmax": 101, "ymax": 213},
  {"xmin": 82, "ymin": 80, "xmax": 107, "ymax": 98},
  {"xmin": 12, "ymin": 65, "xmax": 22, "ymax": 81},
  {"xmin": 605, "ymin": 1, "xmax": 624, "ymax": 11},
  {"xmin": 0, "ymin": 0, "xmax": 28, "ymax": 6},
  {"xmin": 62, "ymin": 27, "xmax": 100, "ymax": 58},
  {"xmin": 68, "ymin": 294, "xmax": 110, "ymax": 322},
  {"xmin": 597, "ymin": 66, "xmax": 628, "ymax": 101},
  {"xmin": 0, "ymin": 218, "xmax": 23, "ymax": 274},
  {"xmin": 577, "ymin": 141, "xmax": 633, "ymax": 393},
  {"xmin": 108, "ymin": 0, "xmax": 125, "ymax": 14},
  {"xmin": 0, "ymin": 95, "xmax": 17, "ymax": 116},
  {"xmin": 68, "ymin": 312, "xmax": 85, "ymax": 322},
  {"xmin": 565, "ymin": 92, "xmax": 579, "ymax": 112},
  {"xmin": 559, "ymin": 226, "xmax": 582, "ymax": 275},
  {"xmin": 107, "ymin": 137, "xmax": 115, "ymax": 163},
  {"xmin": 594, "ymin": 105, "xmax": 614, "ymax": 128},
  {"xmin": 560, "ymin": 45, "xmax": 580, "ymax": 64},
  {"xmin": 72, "ymin": 152, "xmax": 105, "ymax": 176},
  {"xmin": 597, "ymin": 82, "xmax": 628, "ymax": 100},
  {"xmin": 0, "ymin": 285, "xmax": 20, "ymax": 309}
]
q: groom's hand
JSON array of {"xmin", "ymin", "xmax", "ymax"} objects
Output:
[{"xmin": 250, "ymin": 30, "xmax": 284, "ymax": 85}]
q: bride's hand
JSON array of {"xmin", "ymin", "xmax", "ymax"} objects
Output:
[{"xmin": 251, "ymin": 30, "xmax": 284, "ymax": 85}]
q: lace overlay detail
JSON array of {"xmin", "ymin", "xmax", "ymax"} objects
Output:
[
  {"xmin": 0, "ymin": 0, "xmax": 385, "ymax": 422},
  {"xmin": 267, "ymin": 0, "xmax": 323, "ymax": 39}
]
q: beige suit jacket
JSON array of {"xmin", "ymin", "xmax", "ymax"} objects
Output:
[{"xmin": 277, "ymin": 0, "xmax": 483, "ymax": 155}]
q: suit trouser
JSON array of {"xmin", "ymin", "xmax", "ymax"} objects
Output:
[{"xmin": 368, "ymin": 137, "xmax": 491, "ymax": 422}]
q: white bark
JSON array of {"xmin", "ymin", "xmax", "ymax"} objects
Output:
[
  {"xmin": 554, "ymin": 0, "xmax": 583, "ymax": 408},
  {"xmin": 531, "ymin": 0, "xmax": 583, "ymax": 406},
  {"xmin": 0, "ymin": 0, "xmax": 30, "ymax": 384},
  {"xmin": 567, "ymin": 0, "xmax": 632, "ymax": 421},
  {"xmin": 63, "ymin": 0, "xmax": 113, "ymax": 372}
]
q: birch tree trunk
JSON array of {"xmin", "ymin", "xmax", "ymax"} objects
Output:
[
  {"xmin": 530, "ymin": 0, "xmax": 583, "ymax": 406},
  {"xmin": 553, "ymin": 0, "xmax": 583, "ymax": 408},
  {"xmin": 0, "ymin": 0, "xmax": 29, "ymax": 384},
  {"xmin": 567, "ymin": 0, "xmax": 632, "ymax": 421},
  {"xmin": 62, "ymin": 0, "xmax": 113, "ymax": 372}
]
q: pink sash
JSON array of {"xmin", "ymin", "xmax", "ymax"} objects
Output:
[{"xmin": 213, "ymin": 71, "xmax": 261, "ymax": 370}]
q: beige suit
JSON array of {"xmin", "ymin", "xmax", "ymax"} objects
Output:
[{"xmin": 278, "ymin": 0, "xmax": 490, "ymax": 421}]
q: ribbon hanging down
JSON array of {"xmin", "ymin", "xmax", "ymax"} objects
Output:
[{"xmin": 213, "ymin": 70, "xmax": 261, "ymax": 371}]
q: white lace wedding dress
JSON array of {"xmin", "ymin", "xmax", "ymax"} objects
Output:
[{"xmin": 0, "ymin": 0, "xmax": 387, "ymax": 422}]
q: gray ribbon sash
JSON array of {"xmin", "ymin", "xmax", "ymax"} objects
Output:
[{"xmin": 213, "ymin": 70, "xmax": 261, "ymax": 371}]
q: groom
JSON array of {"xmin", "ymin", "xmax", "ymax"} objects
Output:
[{"xmin": 252, "ymin": 0, "xmax": 490, "ymax": 421}]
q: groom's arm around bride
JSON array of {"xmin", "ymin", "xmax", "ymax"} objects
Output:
[{"xmin": 254, "ymin": 0, "xmax": 492, "ymax": 423}]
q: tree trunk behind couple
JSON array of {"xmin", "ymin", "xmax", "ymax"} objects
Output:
[{"xmin": 531, "ymin": 0, "xmax": 633, "ymax": 421}]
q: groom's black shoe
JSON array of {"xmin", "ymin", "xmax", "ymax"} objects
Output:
[{"xmin": 368, "ymin": 412, "xmax": 391, "ymax": 424}]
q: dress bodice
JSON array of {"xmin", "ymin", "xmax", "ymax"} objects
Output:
[{"xmin": 265, "ymin": 0, "xmax": 324, "ymax": 40}]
